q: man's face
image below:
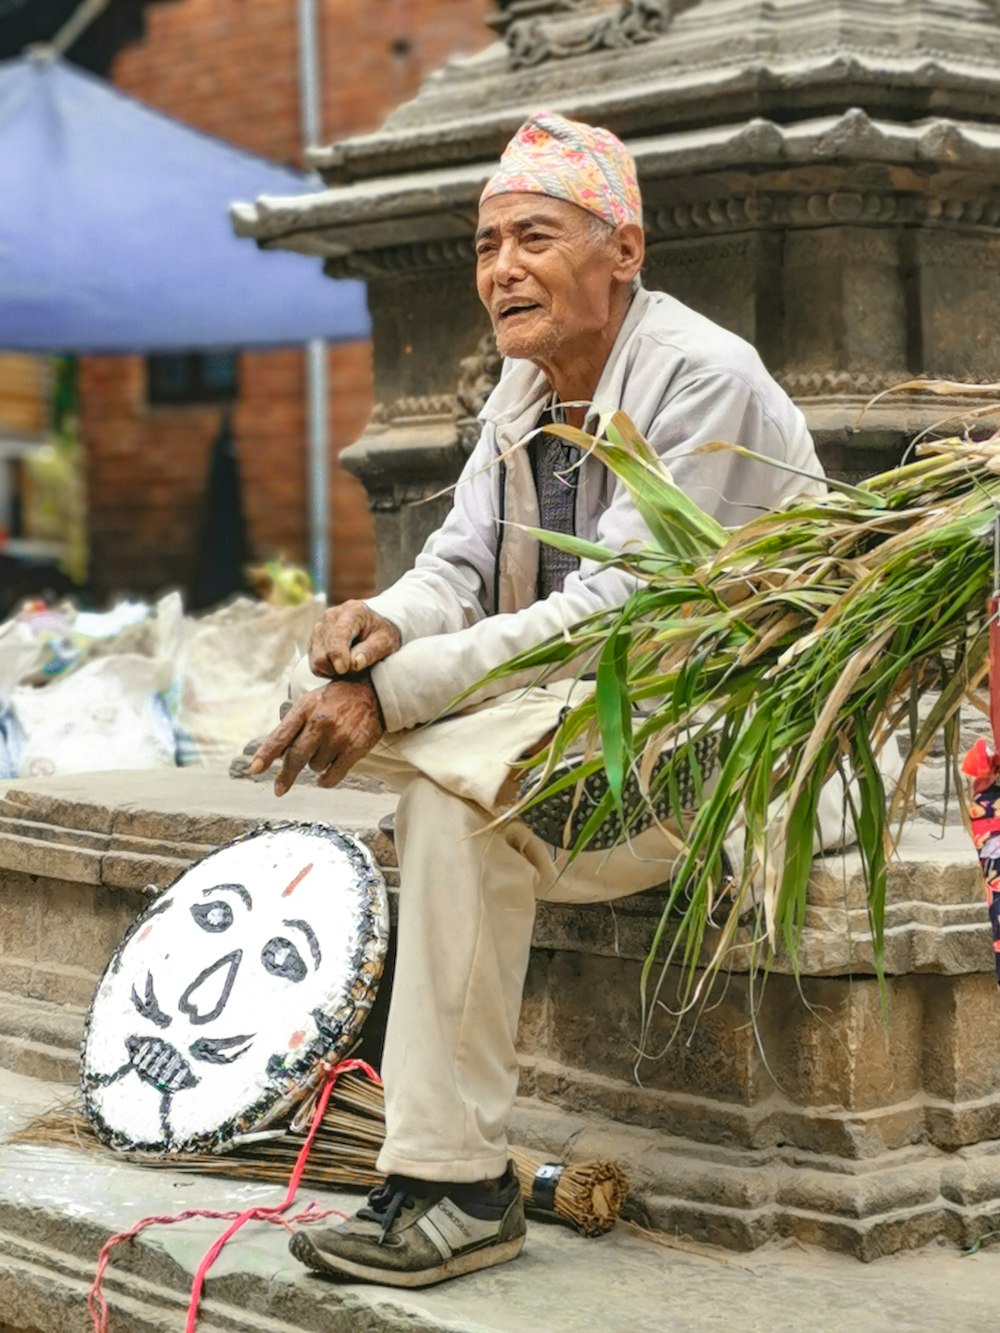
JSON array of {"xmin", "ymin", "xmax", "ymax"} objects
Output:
[{"xmin": 475, "ymin": 194, "xmax": 621, "ymax": 364}]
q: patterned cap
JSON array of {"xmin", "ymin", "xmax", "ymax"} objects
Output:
[{"xmin": 480, "ymin": 110, "xmax": 642, "ymax": 229}]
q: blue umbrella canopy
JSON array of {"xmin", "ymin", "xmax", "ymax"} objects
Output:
[{"xmin": 0, "ymin": 53, "xmax": 369, "ymax": 351}]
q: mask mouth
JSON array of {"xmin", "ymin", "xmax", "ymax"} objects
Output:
[{"xmin": 126, "ymin": 1034, "xmax": 198, "ymax": 1093}]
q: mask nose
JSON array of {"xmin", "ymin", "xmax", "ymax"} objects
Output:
[{"xmin": 179, "ymin": 949, "xmax": 242, "ymax": 1025}]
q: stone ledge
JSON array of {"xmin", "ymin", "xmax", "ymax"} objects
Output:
[
  {"xmin": 535, "ymin": 817, "xmax": 989, "ymax": 977},
  {"xmin": 519, "ymin": 1054, "xmax": 1000, "ymax": 1160},
  {"xmin": 0, "ymin": 773, "xmax": 988, "ymax": 979},
  {"xmin": 508, "ymin": 1082, "xmax": 1000, "ymax": 1261},
  {"xmin": 0, "ymin": 771, "xmax": 399, "ymax": 897}
]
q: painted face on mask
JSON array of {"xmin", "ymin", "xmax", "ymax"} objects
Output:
[{"xmin": 82, "ymin": 823, "xmax": 388, "ymax": 1154}]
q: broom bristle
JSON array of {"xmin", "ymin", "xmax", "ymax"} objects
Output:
[{"xmin": 12, "ymin": 1089, "xmax": 630, "ymax": 1236}]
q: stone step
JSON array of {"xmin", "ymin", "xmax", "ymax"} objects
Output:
[
  {"xmin": 0, "ymin": 954, "xmax": 99, "ymax": 1010},
  {"xmin": 3, "ymin": 1070, "xmax": 1000, "ymax": 1333},
  {"xmin": 0, "ymin": 989, "xmax": 85, "ymax": 1049},
  {"xmin": 0, "ymin": 1031, "xmax": 79, "ymax": 1084},
  {"xmin": 0, "ymin": 1230, "xmax": 245, "ymax": 1333},
  {"xmin": 0, "ymin": 989, "xmax": 84, "ymax": 1084},
  {"xmin": 1, "ymin": 767, "xmax": 997, "ymax": 1266}
]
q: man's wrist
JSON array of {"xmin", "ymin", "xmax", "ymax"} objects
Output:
[
  {"xmin": 321, "ymin": 670, "xmax": 386, "ymax": 731},
  {"xmin": 368, "ymin": 676, "xmax": 386, "ymax": 731}
]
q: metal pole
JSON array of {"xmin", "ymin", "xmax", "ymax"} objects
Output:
[
  {"xmin": 297, "ymin": 0, "xmax": 329, "ymax": 594},
  {"xmin": 50, "ymin": 0, "xmax": 110, "ymax": 56}
]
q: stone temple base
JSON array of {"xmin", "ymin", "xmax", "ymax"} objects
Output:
[{"xmin": 0, "ymin": 771, "xmax": 997, "ymax": 1260}]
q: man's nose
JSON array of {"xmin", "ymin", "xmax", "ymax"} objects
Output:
[
  {"xmin": 179, "ymin": 949, "xmax": 242, "ymax": 1025},
  {"xmin": 493, "ymin": 238, "xmax": 524, "ymax": 285}
]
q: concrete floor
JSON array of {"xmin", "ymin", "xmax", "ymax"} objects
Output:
[{"xmin": 2, "ymin": 1070, "xmax": 1000, "ymax": 1333}]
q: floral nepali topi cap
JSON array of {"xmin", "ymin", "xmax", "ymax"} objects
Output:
[{"xmin": 480, "ymin": 110, "xmax": 642, "ymax": 229}]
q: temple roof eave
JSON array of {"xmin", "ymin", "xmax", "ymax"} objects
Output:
[
  {"xmin": 306, "ymin": 48, "xmax": 1000, "ymax": 185},
  {"xmin": 232, "ymin": 109, "xmax": 1000, "ymax": 257}
]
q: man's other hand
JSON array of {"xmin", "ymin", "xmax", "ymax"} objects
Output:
[
  {"xmin": 309, "ymin": 601, "xmax": 402, "ymax": 677},
  {"xmin": 248, "ymin": 676, "xmax": 384, "ymax": 796}
]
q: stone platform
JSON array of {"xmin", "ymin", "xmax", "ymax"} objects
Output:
[
  {"xmin": 0, "ymin": 770, "xmax": 998, "ymax": 1272},
  {"xmin": 3, "ymin": 1068, "xmax": 1000, "ymax": 1333}
]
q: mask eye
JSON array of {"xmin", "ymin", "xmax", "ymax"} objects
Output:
[
  {"xmin": 261, "ymin": 936, "xmax": 306, "ymax": 983},
  {"xmin": 191, "ymin": 901, "xmax": 233, "ymax": 932}
]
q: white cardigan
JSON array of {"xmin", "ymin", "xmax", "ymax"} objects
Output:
[{"xmin": 357, "ymin": 288, "xmax": 824, "ymax": 733}]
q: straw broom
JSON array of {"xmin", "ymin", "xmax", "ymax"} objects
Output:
[
  {"xmin": 508, "ymin": 1146, "xmax": 628, "ymax": 1236},
  {"xmin": 13, "ymin": 1073, "xmax": 628, "ymax": 1238},
  {"xmin": 469, "ymin": 411, "xmax": 1000, "ymax": 1052}
]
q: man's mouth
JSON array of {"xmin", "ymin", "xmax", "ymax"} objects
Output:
[{"xmin": 496, "ymin": 301, "xmax": 540, "ymax": 321}]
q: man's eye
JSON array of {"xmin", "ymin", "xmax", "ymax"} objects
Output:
[
  {"xmin": 261, "ymin": 936, "xmax": 307, "ymax": 982},
  {"xmin": 191, "ymin": 901, "xmax": 233, "ymax": 932}
]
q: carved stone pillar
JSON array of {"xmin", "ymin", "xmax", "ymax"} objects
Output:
[{"xmin": 235, "ymin": 0, "xmax": 1000, "ymax": 582}]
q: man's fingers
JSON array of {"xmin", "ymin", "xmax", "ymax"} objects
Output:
[
  {"xmin": 349, "ymin": 622, "xmax": 399, "ymax": 672},
  {"xmin": 310, "ymin": 606, "xmax": 363, "ymax": 676},
  {"xmin": 249, "ymin": 703, "xmax": 307, "ymax": 774},
  {"xmin": 307, "ymin": 741, "xmax": 336, "ymax": 774},
  {"xmin": 327, "ymin": 614, "xmax": 361, "ymax": 675},
  {"xmin": 274, "ymin": 726, "xmax": 321, "ymax": 797},
  {"xmin": 316, "ymin": 750, "xmax": 357, "ymax": 790}
]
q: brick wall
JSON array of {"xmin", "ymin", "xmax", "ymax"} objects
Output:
[
  {"xmin": 0, "ymin": 356, "xmax": 47, "ymax": 438},
  {"xmin": 80, "ymin": 0, "xmax": 492, "ymax": 603}
]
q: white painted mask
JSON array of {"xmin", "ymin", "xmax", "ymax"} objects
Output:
[{"xmin": 82, "ymin": 823, "xmax": 388, "ymax": 1154}]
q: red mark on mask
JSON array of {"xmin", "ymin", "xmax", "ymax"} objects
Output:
[
  {"xmin": 282, "ymin": 863, "xmax": 314, "ymax": 897},
  {"xmin": 138, "ymin": 925, "xmax": 153, "ymax": 942}
]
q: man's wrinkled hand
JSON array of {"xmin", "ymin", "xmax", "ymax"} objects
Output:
[
  {"xmin": 248, "ymin": 677, "xmax": 384, "ymax": 796},
  {"xmin": 309, "ymin": 600, "xmax": 401, "ymax": 678}
]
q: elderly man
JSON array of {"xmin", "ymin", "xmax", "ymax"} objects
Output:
[{"xmin": 250, "ymin": 112, "xmax": 823, "ymax": 1287}]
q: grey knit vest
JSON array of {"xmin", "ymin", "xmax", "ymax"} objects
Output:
[{"xmin": 529, "ymin": 407, "xmax": 581, "ymax": 600}]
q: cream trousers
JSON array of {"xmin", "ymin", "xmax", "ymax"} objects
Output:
[
  {"xmin": 290, "ymin": 666, "xmax": 681, "ymax": 1182},
  {"xmin": 289, "ymin": 663, "xmax": 875, "ymax": 1182}
]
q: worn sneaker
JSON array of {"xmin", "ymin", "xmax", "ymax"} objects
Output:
[
  {"xmin": 517, "ymin": 727, "xmax": 722, "ymax": 850},
  {"xmin": 289, "ymin": 1166, "xmax": 526, "ymax": 1288}
]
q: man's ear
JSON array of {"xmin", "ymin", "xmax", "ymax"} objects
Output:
[{"xmin": 612, "ymin": 222, "xmax": 645, "ymax": 284}]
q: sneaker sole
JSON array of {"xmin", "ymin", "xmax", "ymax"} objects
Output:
[
  {"xmin": 518, "ymin": 729, "xmax": 721, "ymax": 850},
  {"xmin": 289, "ymin": 1228, "xmax": 525, "ymax": 1288}
]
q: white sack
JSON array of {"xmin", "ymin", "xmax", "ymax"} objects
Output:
[
  {"xmin": 9, "ymin": 653, "xmax": 177, "ymax": 778},
  {"xmin": 174, "ymin": 596, "xmax": 324, "ymax": 769}
]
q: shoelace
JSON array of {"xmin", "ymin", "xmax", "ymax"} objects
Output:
[{"xmin": 358, "ymin": 1184, "xmax": 414, "ymax": 1246}]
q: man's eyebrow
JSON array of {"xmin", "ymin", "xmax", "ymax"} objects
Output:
[
  {"xmin": 203, "ymin": 883, "xmax": 252, "ymax": 910},
  {"xmin": 475, "ymin": 214, "xmax": 564, "ymax": 242},
  {"xmin": 284, "ymin": 918, "xmax": 322, "ymax": 968}
]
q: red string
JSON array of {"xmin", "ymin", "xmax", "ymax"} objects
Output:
[{"xmin": 88, "ymin": 1057, "xmax": 382, "ymax": 1333}]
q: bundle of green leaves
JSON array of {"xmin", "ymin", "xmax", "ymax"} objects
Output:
[{"xmin": 477, "ymin": 409, "xmax": 998, "ymax": 1046}]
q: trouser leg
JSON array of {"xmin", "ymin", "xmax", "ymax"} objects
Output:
[
  {"xmin": 375, "ymin": 774, "xmax": 678, "ymax": 1183},
  {"xmin": 375, "ymin": 777, "xmax": 536, "ymax": 1181}
]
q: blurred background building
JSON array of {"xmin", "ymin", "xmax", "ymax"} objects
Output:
[{"xmin": 0, "ymin": 0, "xmax": 492, "ymax": 605}]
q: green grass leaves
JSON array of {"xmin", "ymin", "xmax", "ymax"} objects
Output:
[{"xmin": 484, "ymin": 417, "xmax": 997, "ymax": 1054}]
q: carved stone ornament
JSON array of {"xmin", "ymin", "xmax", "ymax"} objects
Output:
[
  {"xmin": 364, "ymin": 333, "xmax": 501, "ymax": 458},
  {"xmin": 367, "ymin": 394, "xmax": 457, "ymax": 430},
  {"xmin": 504, "ymin": 0, "xmax": 673, "ymax": 69},
  {"xmin": 488, "ymin": 0, "xmax": 591, "ymax": 34},
  {"xmin": 454, "ymin": 333, "xmax": 503, "ymax": 455}
]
